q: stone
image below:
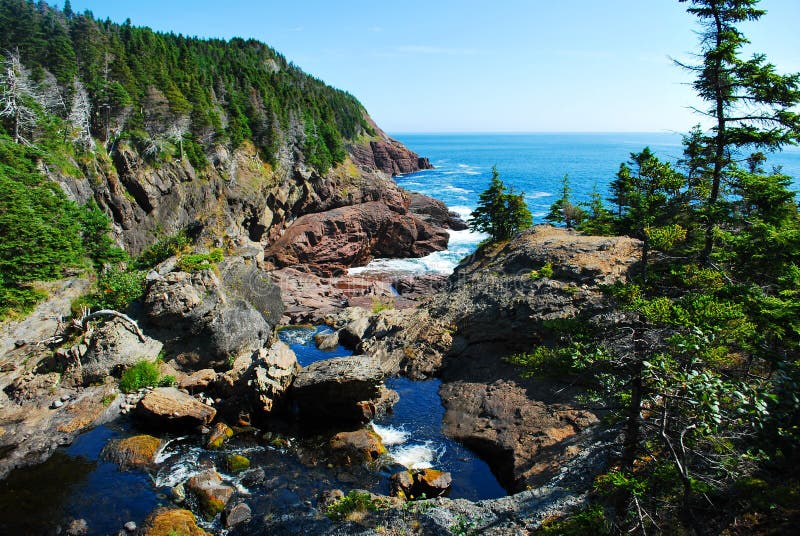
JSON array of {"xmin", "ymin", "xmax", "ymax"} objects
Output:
[
  {"xmin": 329, "ymin": 429, "xmax": 387, "ymax": 464},
  {"xmin": 252, "ymin": 341, "xmax": 300, "ymax": 415},
  {"xmin": 101, "ymin": 434, "xmax": 162, "ymax": 469},
  {"xmin": 66, "ymin": 518, "xmax": 89, "ymax": 535},
  {"xmin": 222, "ymin": 502, "xmax": 252, "ymax": 528},
  {"xmin": 291, "ymin": 355, "xmax": 384, "ymax": 424},
  {"xmin": 135, "ymin": 387, "xmax": 216, "ymax": 430},
  {"xmin": 314, "ymin": 331, "xmax": 340, "ymax": 351},
  {"xmin": 185, "ymin": 470, "xmax": 234, "ymax": 520},
  {"xmin": 142, "ymin": 507, "xmax": 210, "ymax": 536},
  {"xmin": 225, "ymin": 454, "xmax": 250, "ymax": 473},
  {"xmin": 79, "ymin": 318, "xmax": 163, "ymax": 386},
  {"xmin": 390, "ymin": 468, "xmax": 452, "ymax": 500},
  {"xmin": 124, "ymin": 521, "xmax": 137, "ymax": 532},
  {"xmin": 50, "ymin": 399, "xmax": 64, "ymax": 409},
  {"xmin": 240, "ymin": 467, "xmax": 267, "ymax": 488},
  {"xmin": 205, "ymin": 422, "xmax": 234, "ymax": 450},
  {"xmin": 178, "ymin": 369, "xmax": 217, "ymax": 392}
]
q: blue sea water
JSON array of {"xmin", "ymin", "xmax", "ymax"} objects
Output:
[{"xmin": 351, "ymin": 132, "xmax": 800, "ymax": 275}]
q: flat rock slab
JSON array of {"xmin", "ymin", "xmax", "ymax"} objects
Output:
[{"xmin": 135, "ymin": 387, "xmax": 216, "ymax": 430}]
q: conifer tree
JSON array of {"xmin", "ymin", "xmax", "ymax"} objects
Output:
[{"xmin": 469, "ymin": 166, "xmax": 532, "ymax": 242}]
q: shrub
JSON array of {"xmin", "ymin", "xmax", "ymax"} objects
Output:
[
  {"xmin": 325, "ymin": 490, "xmax": 380, "ymax": 521},
  {"xmin": 134, "ymin": 232, "xmax": 191, "ymax": 269},
  {"xmin": 158, "ymin": 375, "xmax": 176, "ymax": 387},
  {"xmin": 177, "ymin": 248, "xmax": 223, "ymax": 273},
  {"xmin": 529, "ymin": 261, "xmax": 554, "ymax": 280},
  {"xmin": 91, "ymin": 268, "xmax": 147, "ymax": 311},
  {"xmin": 119, "ymin": 360, "xmax": 161, "ymax": 393},
  {"xmin": 371, "ymin": 297, "xmax": 394, "ymax": 314}
]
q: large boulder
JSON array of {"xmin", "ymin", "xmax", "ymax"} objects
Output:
[
  {"xmin": 252, "ymin": 340, "xmax": 300, "ymax": 414},
  {"xmin": 390, "ymin": 468, "xmax": 452, "ymax": 500},
  {"xmin": 143, "ymin": 263, "xmax": 279, "ymax": 369},
  {"xmin": 79, "ymin": 318, "xmax": 163, "ymax": 385},
  {"xmin": 135, "ymin": 387, "xmax": 216, "ymax": 429},
  {"xmin": 408, "ymin": 191, "xmax": 467, "ymax": 231},
  {"xmin": 291, "ymin": 355, "xmax": 385, "ymax": 424}
]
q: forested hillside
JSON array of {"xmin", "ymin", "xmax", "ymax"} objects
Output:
[{"xmin": 0, "ymin": 0, "xmax": 373, "ymax": 172}]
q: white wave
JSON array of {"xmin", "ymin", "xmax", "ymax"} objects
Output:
[
  {"xmin": 527, "ymin": 191, "xmax": 553, "ymax": 199},
  {"xmin": 532, "ymin": 211, "xmax": 548, "ymax": 218},
  {"xmin": 372, "ymin": 424, "xmax": 409, "ymax": 446},
  {"xmin": 153, "ymin": 454, "xmax": 202, "ymax": 488},
  {"xmin": 391, "ymin": 443, "xmax": 438, "ymax": 469},
  {"xmin": 448, "ymin": 205, "xmax": 474, "ymax": 221},
  {"xmin": 277, "ymin": 327, "xmax": 316, "ymax": 345},
  {"xmin": 442, "ymin": 185, "xmax": 472, "ymax": 194}
]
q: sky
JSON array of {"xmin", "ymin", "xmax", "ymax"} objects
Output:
[{"xmin": 64, "ymin": 0, "xmax": 800, "ymax": 134}]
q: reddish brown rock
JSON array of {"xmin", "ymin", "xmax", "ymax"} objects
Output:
[
  {"xmin": 135, "ymin": 387, "xmax": 216, "ymax": 430},
  {"xmin": 329, "ymin": 428, "xmax": 387, "ymax": 464},
  {"xmin": 347, "ymin": 137, "xmax": 432, "ymax": 176},
  {"xmin": 263, "ymin": 201, "xmax": 448, "ymax": 277},
  {"xmin": 185, "ymin": 470, "xmax": 234, "ymax": 519},
  {"xmin": 390, "ymin": 468, "xmax": 452, "ymax": 500}
]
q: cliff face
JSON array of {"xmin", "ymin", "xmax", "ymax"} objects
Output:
[{"xmin": 55, "ymin": 126, "xmax": 446, "ymax": 270}]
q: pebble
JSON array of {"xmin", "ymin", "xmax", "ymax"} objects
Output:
[
  {"xmin": 61, "ymin": 394, "xmax": 71, "ymax": 402},
  {"xmin": 51, "ymin": 399, "xmax": 64, "ymax": 409}
]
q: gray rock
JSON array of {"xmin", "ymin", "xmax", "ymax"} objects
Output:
[
  {"xmin": 222, "ymin": 501, "xmax": 252, "ymax": 528},
  {"xmin": 123, "ymin": 521, "xmax": 136, "ymax": 532},
  {"xmin": 135, "ymin": 387, "xmax": 216, "ymax": 429},
  {"xmin": 143, "ymin": 266, "xmax": 275, "ymax": 369},
  {"xmin": 252, "ymin": 341, "xmax": 300, "ymax": 414},
  {"xmin": 50, "ymin": 399, "xmax": 64, "ymax": 409},
  {"xmin": 291, "ymin": 355, "xmax": 384, "ymax": 424},
  {"xmin": 79, "ymin": 318, "xmax": 163, "ymax": 385}
]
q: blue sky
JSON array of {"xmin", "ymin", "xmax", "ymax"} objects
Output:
[{"xmin": 65, "ymin": 0, "xmax": 800, "ymax": 133}]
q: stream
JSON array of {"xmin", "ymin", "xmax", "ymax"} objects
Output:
[{"xmin": 0, "ymin": 326, "xmax": 505, "ymax": 535}]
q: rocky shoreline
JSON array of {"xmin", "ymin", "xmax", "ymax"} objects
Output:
[{"xmin": 1, "ymin": 120, "xmax": 639, "ymax": 535}]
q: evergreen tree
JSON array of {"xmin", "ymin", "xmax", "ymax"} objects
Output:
[
  {"xmin": 545, "ymin": 173, "xmax": 586, "ymax": 229},
  {"xmin": 469, "ymin": 166, "xmax": 532, "ymax": 242},
  {"xmin": 677, "ymin": 0, "xmax": 800, "ymax": 262}
]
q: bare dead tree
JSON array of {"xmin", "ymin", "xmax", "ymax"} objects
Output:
[
  {"xmin": 67, "ymin": 77, "xmax": 94, "ymax": 151},
  {"xmin": 0, "ymin": 49, "xmax": 41, "ymax": 145}
]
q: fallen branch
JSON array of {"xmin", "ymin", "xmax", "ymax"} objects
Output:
[{"xmin": 80, "ymin": 309, "xmax": 146, "ymax": 342}]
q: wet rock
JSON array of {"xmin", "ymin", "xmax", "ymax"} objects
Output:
[
  {"xmin": 135, "ymin": 387, "xmax": 216, "ymax": 430},
  {"xmin": 224, "ymin": 454, "xmax": 250, "ymax": 473},
  {"xmin": 79, "ymin": 318, "xmax": 163, "ymax": 386},
  {"xmin": 205, "ymin": 422, "xmax": 233, "ymax": 450},
  {"xmin": 123, "ymin": 521, "xmax": 136, "ymax": 532},
  {"xmin": 291, "ymin": 355, "xmax": 384, "ymax": 424},
  {"xmin": 101, "ymin": 434, "xmax": 161, "ymax": 469},
  {"xmin": 171, "ymin": 483, "xmax": 186, "ymax": 504},
  {"xmin": 66, "ymin": 518, "xmax": 89, "ymax": 535},
  {"xmin": 329, "ymin": 428, "xmax": 387, "ymax": 464},
  {"xmin": 142, "ymin": 507, "xmax": 210, "ymax": 536},
  {"xmin": 240, "ymin": 467, "xmax": 266, "ymax": 488},
  {"xmin": 408, "ymin": 191, "xmax": 467, "ymax": 230},
  {"xmin": 390, "ymin": 468, "xmax": 452, "ymax": 500},
  {"xmin": 185, "ymin": 470, "xmax": 234, "ymax": 519},
  {"xmin": 222, "ymin": 501, "xmax": 252, "ymax": 529}
]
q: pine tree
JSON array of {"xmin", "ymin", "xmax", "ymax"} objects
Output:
[
  {"xmin": 677, "ymin": 0, "xmax": 800, "ymax": 262},
  {"xmin": 545, "ymin": 174, "xmax": 586, "ymax": 229},
  {"xmin": 469, "ymin": 166, "xmax": 532, "ymax": 242}
]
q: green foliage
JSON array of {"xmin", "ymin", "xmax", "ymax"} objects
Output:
[
  {"xmin": 90, "ymin": 268, "xmax": 146, "ymax": 311},
  {"xmin": 325, "ymin": 490, "xmax": 380, "ymax": 521},
  {"xmin": 537, "ymin": 504, "xmax": 610, "ymax": 536},
  {"xmin": 0, "ymin": 1, "xmax": 370, "ymax": 172},
  {"xmin": 529, "ymin": 261, "xmax": 554, "ymax": 280},
  {"xmin": 119, "ymin": 360, "xmax": 160, "ymax": 393},
  {"xmin": 133, "ymin": 232, "xmax": 191, "ymax": 269},
  {"xmin": 158, "ymin": 375, "xmax": 176, "ymax": 387},
  {"xmin": 79, "ymin": 200, "xmax": 127, "ymax": 269},
  {"xmin": 371, "ymin": 297, "xmax": 394, "ymax": 314},
  {"xmin": 176, "ymin": 248, "xmax": 223, "ymax": 273},
  {"xmin": 546, "ymin": 174, "xmax": 587, "ymax": 229},
  {"xmin": 469, "ymin": 166, "xmax": 532, "ymax": 242}
]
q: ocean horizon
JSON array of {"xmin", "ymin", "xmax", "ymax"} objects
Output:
[{"xmin": 349, "ymin": 132, "xmax": 800, "ymax": 276}]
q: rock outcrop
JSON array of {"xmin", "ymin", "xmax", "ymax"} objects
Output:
[
  {"xmin": 390, "ymin": 468, "xmax": 452, "ymax": 500},
  {"xmin": 263, "ymin": 201, "xmax": 449, "ymax": 276},
  {"xmin": 142, "ymin": 508, "xmax": 210, "ymax": 536},
  {"xmin": 329, "ymin": 428, "xmax": 387, "ymax": 464},
  {"xmin": 101, "ymin": 434, "xmax": 162, "ymax": 469}
]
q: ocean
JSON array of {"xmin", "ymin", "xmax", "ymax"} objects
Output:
[{"xmin": 350, "ymin": 132, "xmax": 800, "ymax": 275}]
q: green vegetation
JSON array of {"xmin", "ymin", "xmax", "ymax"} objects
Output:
[
  {"xmin": 371, "ymin": 296, "xmax": 395, "ymax": 314},
  {"xmin": 133, "ymin": 232, "xmax": 190, "ymax": 270},
  {"xmin": 325, "ymin": 490, "xmax": 382, "ymax": 521},
  {"xmin": 529, "ymin": 261, "xmax": 554, "ymax": 280},
  {"xmin": 0, "ymin": 0, "xmax": 373, "ymax": 173},
  {"xmin": 89, "ymin": 268, "xmax": 146, "ymax": 311},
  {"xmin": 545, "ymin": 174, "xmax": 586, "ymax": 229},
  {"xmin": 119, "ymin": 359, "xmax": 161, "ymax": 393},
  {"xmin": 515, "ymin": 1, "xmax": 800, "ymax": 533},
  {"xmin": 469, "ymin": 166, "xmax": 532, "ymax": 242},
  {"xmin": 176, "ymin": 248, "xmax": 223, "ymax": 273}
]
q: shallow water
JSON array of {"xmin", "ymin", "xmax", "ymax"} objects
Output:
[{"xmin": 0, "ymin": 327, "xmax": 505, "ymax": 534}]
